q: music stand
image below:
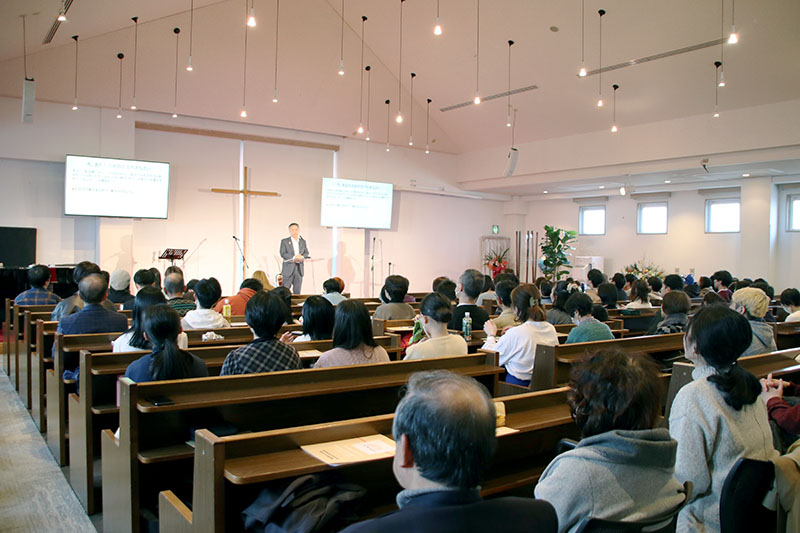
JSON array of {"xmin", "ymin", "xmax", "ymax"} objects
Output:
[{"xmin": 159, "ymin": 248, "xmax": 188, "ymax": 265}]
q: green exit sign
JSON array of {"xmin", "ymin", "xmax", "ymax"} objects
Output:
[{"xmin": 491, "ymin": 225, "xmax": 500, "ymax": 234}]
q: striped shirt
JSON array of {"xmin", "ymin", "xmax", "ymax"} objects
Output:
[{"xmin": 167, "ymin": 296, "xmax": 196, "ymax": 317}]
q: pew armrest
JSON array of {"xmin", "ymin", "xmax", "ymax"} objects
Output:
[{"xmin": 159, "ymin": 490, "xmax": 194, "ymax": 533}]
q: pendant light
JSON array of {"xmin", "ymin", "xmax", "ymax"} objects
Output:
[
  {"xmin": 172, "ymin": 28, "xmax": 180, "ymax": 117},
  {"xmin": 187, "ymin": 0, "xmax": 195, "ymax": 71},
  {"xmin": 596, "ymin": 9, "xmax": 605, "ymax": 107},
  {"xmin": 718, "ymin": 0, "xmax": 726, "ymax": 87},
  {"xmin": 272, "ymin": 0, "xmax": 280, "ymax": 102},
  {"xmin": 247, "ymin": 0, "xmax": 256, "ymax": 27},
  {"xmin": 116, "ymin": 53, "xmax": 124, "ymax": 119},
  {"xmin": 357, "ymin": 15, "xmax": 367, "ymax": 133},
  {"xmin": 506, "ymin": 40, "xmax": 514, "ymax": 126},
  {"xmin": 610, "ymin": 84, "xmax": 619, "ymax": 132},
  {"xmin": 578, "ymin": 0, "xmax": 586, "ymax": 76},
  {"xmin": 712, "ymin": 61, "xmax": 721, "ymax": 117},
  {"xmin": 240, "ymin": 1, "xmax": 249, "ymax": 118},
  {"xmin": 385, "ymin": 99, "xmax": 391, "ymax": 151},
  {"xmin": 365, "ymin": 65, "xmax": 372, "ymax": 141},
  {"xmin": 425, "ymin": 98, "xmax": 431, "ymax": 154},
  {"xmin": 474, "ymin": 0, "xmax": 481, "ymax": 104},
  {"xmin": 130, "ymin": 17, "xmax": 139, "ymax": 110},
  {"xmin": 396, "ymin": 0, "xmax": 405, "ymax": 123},
  {"xmin": 408, "ymin": 72, "xmax": 415, "ymax": 145},
  {"xmin": 434, "ymin": 0, "xmax": 442, "ymax": 35},
  {"xmin": 71, "ymin": 35, "xmax": 79, "ymax": 110},
  {"xmin": 728, "ymin": 0, "xmax": 738, "ymax": 43},
  {"xmin": 338, "ymin": 0, "xmax": 345, "ymax": 75}
]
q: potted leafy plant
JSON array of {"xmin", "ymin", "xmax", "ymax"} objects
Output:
[{"xmin": 539, "ymin": 225, "xmax": 577, "ymax": 281}]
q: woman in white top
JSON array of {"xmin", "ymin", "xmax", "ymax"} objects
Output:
[
  {"xmin": 405, "ymin": 292, "xmax": 468, "ymax": 360},
  {"xmin": 669, "ymin": 305, "xmax": 776, "ymax": 532},
  {"xmin": 624, "ymin": 279, "xmax": 654, "ymax": 309},
  {"xmin": 780, "ymin": 288, "xmax": 800, "ymax": 322},
  {"xmin": 482, "ymin": 284, "xmax": 559, "ymax": 387},
  {"xmin": 113, "ymin": 286, "xmax": 188, "ymax": 352}
]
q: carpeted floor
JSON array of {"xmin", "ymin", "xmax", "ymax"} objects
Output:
[{"xmin": 0, "ymin": 373, "xmax": 95, "ymax": 532}]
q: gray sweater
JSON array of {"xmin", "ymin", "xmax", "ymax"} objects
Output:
[
  {"xmin": 742, "ymin": 319, "xmax": 778, "ymax": 357},
  {"xmin": 669, "ymin": 364, "xmax": 777, "ymax": 533},
  {"xmin": 534, "ymin": 428, "xmax": 685, "ymax": 533}
]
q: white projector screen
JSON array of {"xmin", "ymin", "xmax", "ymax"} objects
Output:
[
  {"xmin": 64, "ymin": 155, "xmax": 170, "ymax": 219},
  {"xmin": 320, "ymin": 177, "xmax": 393, "ymax": 229}
]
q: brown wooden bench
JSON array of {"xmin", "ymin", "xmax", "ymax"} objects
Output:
[
  {"xmin": 775, "ymin": 322, "xmax": 800, "ymax": 350},
  {"xmin": 31, "ymin": 319, "xmax": 59, "ymax": 431},
  {"xmin": 101, "ymin": 353, "xmax": 503, "ymax": 532},
  {"xmin": 18, "ymin": 309, "xmax": 57, "ymax": 409},
  {"xmin": 3, "ymin": 298, "xmax": 12, "ymax": 376},
  {"xmin": 10, "ymin": 304, "xmax": 56, "ymax": 392},
  {"xmin": 527, "ymin": 333, "xmax": 686, "ymax": 391},
  {"xmin": 606, "ymin": 308, "xmax": 660, "ymax": 334},
  {"xmin": 158, "ymin": 386, "xmax": 579, "ymax": 532},
  {"xmin": 664, "ymin": 348, "xmax": 800, "ymax": 420}
]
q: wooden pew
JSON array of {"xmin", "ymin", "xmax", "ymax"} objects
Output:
[
  {"xmin": 3, "ymin": 298, "xmax": 12, "ymax": 376},
  {"xmin": 776, "ymin": 322, "xmax": 800, "ymax": 350},
  {"xmin": 158, "ymin": 386, "xmax": 579, "ymax": 532},
  {"xmin": 664, "ymin": 348, "xmax": 800, "ymax": 420},
  {"xmin": 67, "ymin": 345, "xmax": 238, "ymax": 514},
  {"xmin": 528, "ymin": 333, "xmax": 686, "ymax": 391},
  {"xmin": 101, "ymin": 353, "xmax": 503, "ymax": 533},
  {"xmin": 10, "ymin": 304, "xmax": 56, "ymax": 391},
  {"xmin": 606, "ymin": 309, "xmax": 660, "ymax": 335},
  {"xmin": 32, "ymin": 320, "xmax": 58, "ymax": 431},
  {"xmin": 19, "ymin": 309, "xmax": 57, "ymax": 409}
]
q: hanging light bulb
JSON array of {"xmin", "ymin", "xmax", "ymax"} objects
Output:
[
  {"xmin": 610, "ymin": 124, "xmax": 617, "ymax": 132},
  {"xmin": 240, "ymin": 2, "xmax": 249, "ymax": 119},
  {"xmin": 395, "ymin": 0, "xmax": 405, "ymax": 124},
  {"xmin": 578, "ymin": 64, "xmax": 587, "ymax": 77},
  {"xmin": 116, "ymin": 52, "xmax": 124, "ymax": 119},
  {"xmin": 408, "ymin": 72, "xmax": 415, "ymax": 146},
  {"xmin": 71, "ymin": 35, "xmax": 79, "ymax": 110},
  {"xmin": 272, "ymin": 89, "xmax": 278, "ymax": 103},
  {"xmin": 356, "ymin": 15, "xmax": 367, "ymax": 134},
  {"xmin": 58, "ymin": 1, "xmax": 67, "ymax": 22},
  {"xmin": 718, "ymin": 70, "xmax": 725, "ymax": 87},
  {"xmin": 433, "ymin": 0, "xmax": 442, "ymax": 35},
  {"xmin": 425, "ymin": 98, "xmax": 431, "ymax": 154},
  {"xmin": 247, "ymin": 0, "xmax": 256, "ymax": 27},
  {"xmin": 386, "ymin": 99, "xmax": 391, "ymax": 151},
  {"xmin": 713, "ymin": 61, "xmax": 721, "ymax": 117},
  {"xmin": 506, "ymin": 40, "xmax": 514, "ymax": 126},
  {"xmin": 187, "ymin": 0, "xmax": 195, "ymax": 71},
  {"xmin": 619, "ymin": 186, "xmax": 626, "ymax": 196},
  {"xmin": 610, "ymin": 84, "xmax": 619, "ymax": 132},
  {"xmin": 474, "ymin": 0, "xmax": 481, "ymax": 105},
  {"xmin": 130, "ymin": 17, "xmax": 139, "ymax": 110},
  {"xmin": 357, "ymin": 125, "xmax": 364, "ymax": 134},
  {"xmin": 577, "ymin": 0, "xmax": 586, "ymax": 76},
  {"xmin": 596, "ymin": 9, "xmax": 605, "ymax": 108},
  {"xmin": 338, "ymin": 60, "xmax": 345, "ymax": 76},
  {"xmin": 728, "ymin": 0, "xmax": 738, "ymax": 43},
  {"xmin": 240, "ymin": 109, "xmax": 247, "ymax": 118},
  {"xmin": 597, "ymin": 98, "xmax": 604, "ymax": 107},
  {"xmin": 172, "ymin": 28, "xmax": 180, "ymax": 118},
  {"xmin": 365, "ymin": 65, "xmax": 371, "ymax": 141},
  {"xmin": 338, "ymin": 0, "xmax": 345, "ymax": 75},
  {"xmin": 272, "ymin": 0, "xmax": 280, "ymax": 102}
]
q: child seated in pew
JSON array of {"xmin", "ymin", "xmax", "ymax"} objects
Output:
[
  {"xmin": 220, "ymin": 291, "xmax": 302, "ymax": 375},
  {"xmin": 564, "ymin": 293, "xmax": 614, "ymax": 344},
  {"xmin": 315, "ymin": 300, "xmax": 390, "ymax": 368},
  {"xmin": 113, "ymin": 286, "xmax": 188, "ymax": 352},
  {"xmin": 124, "ymin": 305, "xmax": 208, "ymax": 382},
  {"xmin": 482, "ymin": 284, "xmax": 559, "ymax": 387},
  {"xmin": 181, "ymin": 278, "xmax": 231, "ymax": 330},
  {"xmin": 669, "ymin": 305, "xmax": 777, "ymax": 532},
  {"xmin": 404, "ymin": 293, "xmax": 468, "ymax": 360},
  {"xmin": 280, "ymin": 295, "xmax": 335, "ymax": 343},
  {"xmin": 373, "ymin": 275, "xmax": 416, "ymax": 320},
  {"xmin": 534, "ymin": 350, "xmax": 685, "ymax": 533},
  {"xmin": 491, "ymin": 279, "xmax": 520, "ymax": 331},
  {"xmin": 448, "ymin": 270, "xmax": 491, "ymax": 331}
]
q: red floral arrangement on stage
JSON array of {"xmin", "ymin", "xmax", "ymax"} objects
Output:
[{"xmin": 484, "ymin": 248, "xmax": 510, "ymax": 279}]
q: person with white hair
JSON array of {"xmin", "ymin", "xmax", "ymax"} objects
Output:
[{"xmin": 731, "ymin": 287, "xmax": 777, "ymax": 356}]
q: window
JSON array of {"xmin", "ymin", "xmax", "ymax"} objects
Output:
[
  {"xmin": 637, "ymin": 202, "xmax": 668, "ymax": 234},
  {"xmin": 789, "ymin": 195, "xmax": 800, "ymax": 232},
  {"xmin": 579, "ymin": 205, "xmax": 606, "ymax": 235},
  {"xmin": 705, "ymin": 198, "xmax": 741, "ymax": 233}
]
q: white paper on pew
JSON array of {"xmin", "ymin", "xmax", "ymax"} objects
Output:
[
  {"xmin": 496, "ymin": 426, "xmax": 519, "ymax": 437},
  {"xmin": 494, "ymin": 401, "xmax": 506, "ymax": 427},
  {"xmin": 298, "ymin": 350, "xmax": 323, "ymax": 358},
  {"xmin": 301, "ymin": 434, "xmax": 396, "ymax": 466}
]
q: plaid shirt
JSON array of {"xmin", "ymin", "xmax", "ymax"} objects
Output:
[
  {"xmin": 219, "ymin": 337, "xmax": 303, "ymax": 376},
  {"xmin": 15, "ymin": 288, "xmax": 61, "ymax": 305}
]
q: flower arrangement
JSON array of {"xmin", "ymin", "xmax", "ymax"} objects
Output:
[
  {"xmin": 483, "ymin": 247, "xmax": 510, "ymax": 279},
  {"xmin": 624, "ymin": 260, "xmax": 665, "ymax": 279}
]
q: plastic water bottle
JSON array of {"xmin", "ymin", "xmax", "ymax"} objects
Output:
[
  {"xmin": 462, "ymin": 312, "xmax": 472, "ymax": 341},
  {"xmin": 222, "ymin": 299, "xmax": 232, "ymax": 319}
]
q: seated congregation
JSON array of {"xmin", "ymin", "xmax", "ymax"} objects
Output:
[{"xmin": 8, "ymin": 260, "xmax": 800, "ymax": 532}]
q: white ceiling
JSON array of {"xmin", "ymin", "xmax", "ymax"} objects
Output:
[{"xmin": 0, "ymin": 0, "xmax": 798, "ymax": 155}]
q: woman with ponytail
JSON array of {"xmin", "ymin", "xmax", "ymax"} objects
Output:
[
  {"xmin": 482, "ymin": 284, "xmax": 559, "ymax": 387},
  {"xmin": 669, "ymin": 305, "xmax": 776, "ymax": 532},
  {"xmin": 404, "ymin": 292, "xmax": 468, "ymax": 360},
  {"xmin": 124, "ymin": 305, "xmax": 208, "ymax": 383}
]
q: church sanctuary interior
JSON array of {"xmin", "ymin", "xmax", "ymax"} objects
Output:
[{"xmin": 1, "ymin": 0, "xmax": 800, "ymax": 531}]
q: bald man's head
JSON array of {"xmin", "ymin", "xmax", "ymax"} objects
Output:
[{"xmin": 79, "ymin": 273, "xmax": 109, "ymax": 305}]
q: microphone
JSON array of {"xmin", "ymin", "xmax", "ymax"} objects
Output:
[{"xmin": 232, "ymin": 235, "xmax": 238, "ymax": 241}]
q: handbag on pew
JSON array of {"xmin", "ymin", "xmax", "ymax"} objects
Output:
[{"xmin": 242, "ymin": 473, "xmax": 366, "ymax": 532}]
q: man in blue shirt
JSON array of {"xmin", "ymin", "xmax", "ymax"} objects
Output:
[
  {"xmin": 14, "ymin": 265, "xmax": 61, "ymax": 305},
  {"xmin": 57, "ymin": 274, "xmax": 127, "ymax": 335}
]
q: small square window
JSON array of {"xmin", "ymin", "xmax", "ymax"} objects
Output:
[
  {"xmin": 579, "ymin": 205, "xmax": 606, "ymax": 235},
  {"xmin": 789, "ymin": 195, "xmax": 800, "ymax": 232},
  {"xmin": 637, "ymin": 202, "xmax": 668, "ymax": 234},
  {"xmin": 705, "ymin": 199, "xmax": 740, "ymax": 233}
]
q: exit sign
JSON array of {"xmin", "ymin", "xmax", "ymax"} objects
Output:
[{"xmin": 491, "ymin": 225, "xmax": 499, "ymax": 234}]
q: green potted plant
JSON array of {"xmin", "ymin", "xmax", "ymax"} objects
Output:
[{"xmin": 539, "ymin": 225, "xmax": 577, "ymax": 281}]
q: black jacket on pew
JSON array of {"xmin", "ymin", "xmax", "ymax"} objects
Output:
[{"xmin": 340, "ymin": 488, "xmax": 558, "ymax": 533}]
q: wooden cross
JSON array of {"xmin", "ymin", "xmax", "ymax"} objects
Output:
[{"xmin": 211, "ymin": 166, "xmax": 279, "ymax": 280}]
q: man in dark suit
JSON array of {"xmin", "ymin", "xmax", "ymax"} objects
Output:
[
  {"xmin": 341, "ymin": 371, "xmax": 557, "ymax": 533},
  {"xmin": 279, "ymin": 222, "xmax": 310, "ymax": 295},
  {"xmin": 57, "ymin": 273, "xmax": 128, "ymax": 335}
]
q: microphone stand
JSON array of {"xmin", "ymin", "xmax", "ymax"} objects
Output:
[
  {"xmin": 370, "ymin": 236, "xmax": 376, "ymax": 298},
  {"xmin": 232, "ymin": 236, "xmax": 249, "ymax": 273}
]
